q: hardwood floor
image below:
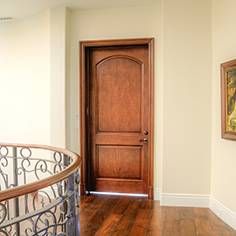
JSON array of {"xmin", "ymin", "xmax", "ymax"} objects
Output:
[{"xmin": 78, "ymin": 195, "xmax": 236, "ymax": 236}]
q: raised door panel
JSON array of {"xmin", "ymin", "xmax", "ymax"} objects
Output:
[
  {"xmin": 96, "ymin": 57, "xmax": 142, "ymax": 133},
  {"xmin": 97, "ymin": 146, "xmax": 142, "ymax": 179}
]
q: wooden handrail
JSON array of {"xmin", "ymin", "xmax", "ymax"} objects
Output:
[{"xmin": 0, "ymin": 143, "xmax": 81, "ymax": 202}]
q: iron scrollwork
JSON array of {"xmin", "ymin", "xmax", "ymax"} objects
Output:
[{"xmin": 0, "ymin": 144, "xmax": 80, "ymax": 236}]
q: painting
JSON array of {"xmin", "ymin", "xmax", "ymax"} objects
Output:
[{"xmin": 221, "ymin": 59, "xmax": 236, "ymax": 140}]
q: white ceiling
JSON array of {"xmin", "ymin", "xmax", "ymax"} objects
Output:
[{"xmin": 0, "ymin": 0, "xmax": 156, "ymax": 19}]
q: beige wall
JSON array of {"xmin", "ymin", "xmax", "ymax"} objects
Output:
[
  {"xmin": 49, "ymin": 6, "xmax": 67, "ymax": 147},
  {"xmin": 66, "ymin": 0, "xmax": 212, "ymax": 199},
  {"xmin": 0, "ymin": 11, "xmax": 51, "ymax": 144},
  {"xmin": 4, "ymin": 0, "xmax": 234, "ymax": 212},
  {"xmin": 0, "ymin": 6, "xmax": 69, "ymax": 148},
  {"xmin": 211, "ymin": 0, "xmax": 236, "ymax": 211},
  {"xmin": 162, "ymin": 0, "xmax": 212, "ymax": 195},
  {"xmin": 66, "ymin": 3, "xmax": 162, "ymax": 198}
]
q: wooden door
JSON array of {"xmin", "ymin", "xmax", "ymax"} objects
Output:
[{"xmin": 81, "ymin": 39, "xmax": 154, "ymax": 197}]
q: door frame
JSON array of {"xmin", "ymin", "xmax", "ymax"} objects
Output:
[{"xmin": 79, "ymin": 38, "xmax": 155, "ymax": 199}]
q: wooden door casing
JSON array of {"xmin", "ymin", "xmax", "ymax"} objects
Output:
[{"xmin": 80, "ymin": 39, "xmax": 154, "ymax": 199}]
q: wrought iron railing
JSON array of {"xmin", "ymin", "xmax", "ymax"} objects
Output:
[{"xmin": 0, "ymin": 143, "xmax": 81, "ymax": 236}]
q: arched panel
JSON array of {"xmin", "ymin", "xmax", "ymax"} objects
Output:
[{"xmin": 96, "ymin": 56, "xmax": 143, "ymax": 132}]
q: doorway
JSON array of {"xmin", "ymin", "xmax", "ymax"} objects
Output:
[{"xmin": 80, "ymin": 38, "xmax": 154, "ymax": 199}]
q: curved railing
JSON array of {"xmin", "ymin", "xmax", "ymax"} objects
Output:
[{"xmin": 0, "ymin": 143, "xmax": 81, "ymax": 236}]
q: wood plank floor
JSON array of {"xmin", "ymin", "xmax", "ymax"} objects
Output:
[{"xmin": 78, "ymin": 195, "xmax": 236, "ymax": 236}]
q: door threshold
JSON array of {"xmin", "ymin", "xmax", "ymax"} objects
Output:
[{"xmin": 87, "ymin": 191, "xmax": 148, "ymax": 198}]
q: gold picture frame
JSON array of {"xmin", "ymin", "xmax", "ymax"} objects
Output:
[{"xmin": 221, "ymin": 59, "xmax": 236, "ymax": 140}]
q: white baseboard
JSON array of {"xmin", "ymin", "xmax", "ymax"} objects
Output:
[
  {"xmin": 154, "ymin": 188, "xmax": 160, "ymax": 201},
  {"xmin": 159, "ymin": 193, "xmax": 236, "ymax": 230},
  {"xmin": 210, "ymin": 197, "xmax": 236, "ymax": 230},
  {"xmin": 160, "ymin": 193, "xmax": 210, "ymax": 208}
]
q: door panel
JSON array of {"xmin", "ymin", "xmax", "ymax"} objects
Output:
[
  {"xmin": 97, "ymin": 146, "xmax": 142, "ymax": 179},
  {"xmin": 97, "ymin": 57, "xmax": 142, "ymax": 132},
  {"xmin": 89, "ymin": 45, "xmax": 150, "ymax": 194}
]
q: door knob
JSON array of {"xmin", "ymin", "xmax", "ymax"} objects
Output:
[
  {"xmin": 144, "ymin": 130, "xmax": 149, "ymax": 135},
  {"xmin": 140, "ymin": 138, "xmax": 148, "ymax": 143}
]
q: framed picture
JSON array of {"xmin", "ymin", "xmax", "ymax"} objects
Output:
[{"xmin": 221, "ymin": 59, "xmax": 236, "ymax": 140}]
